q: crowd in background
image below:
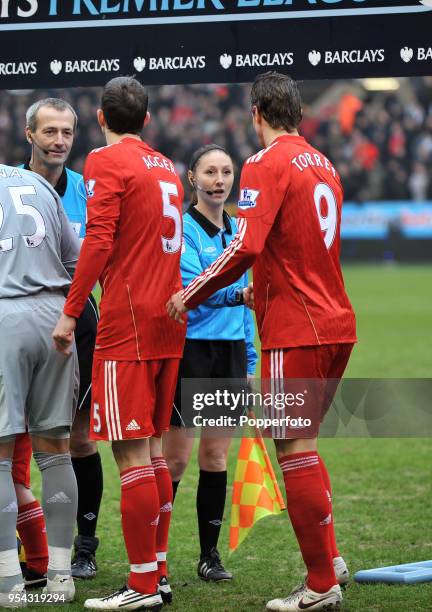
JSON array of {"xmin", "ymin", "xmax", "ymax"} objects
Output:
[{"xmin": 1, "ymin": 76, "xmax": 431, "ymax": 203}]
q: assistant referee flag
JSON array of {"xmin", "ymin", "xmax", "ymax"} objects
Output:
[{"xmin": 229, "ymin": 429, "xmax": 285, "ymax": 554}]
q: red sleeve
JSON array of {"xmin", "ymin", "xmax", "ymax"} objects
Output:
[
  {"xmin": 63, "ymin": 149, "xmax": 124, "ymax": 318},
  {"xmin": 182, "ymin": 157, "xmax": 287, "ymax": 310}
]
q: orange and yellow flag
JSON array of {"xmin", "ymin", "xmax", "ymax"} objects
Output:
[{"xmin": 229, "ymin": 430, "xmax": 286, "ymax": 554}]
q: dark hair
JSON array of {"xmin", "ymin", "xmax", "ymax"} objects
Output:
[
  {"xmin": 189, "ymin": 144, "xmax": 230, "ymax": 172},
  {"xmin": 251, "ymin": 71, "xmax": 302, "ymax": 133},
  {"xmin": 101, "ymin": 76, "xmax": 148, "ymax": 135},
  {"xmin": 188, "ymin": 144, "xmax": 232, "ymax": 205}
]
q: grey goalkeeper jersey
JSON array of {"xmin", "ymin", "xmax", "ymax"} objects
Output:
[{"xmin": 0, "ymin": 164, "xmax": 80, "ymax": 298}]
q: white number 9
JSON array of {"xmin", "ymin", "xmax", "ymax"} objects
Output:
[{"xmin": 314, "ymin": 182, "xmax": 337, "ymax": 250}]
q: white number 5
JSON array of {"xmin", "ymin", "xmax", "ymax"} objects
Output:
[
  {"xmin": 314, "ymin": 182, "xmax": 337, "ymax": 250},
  {"xmin": 93, "ymin": 403, "xmax": 101, "ymax": 433},
  {"xmin": 160, "ymin": 181, "xmax": 181, "ymax": 254}
]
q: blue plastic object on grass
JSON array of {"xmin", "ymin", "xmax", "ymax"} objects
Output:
[{"xmin": 354, "ymin": 560, "xmax": 432, "ymax": 584}]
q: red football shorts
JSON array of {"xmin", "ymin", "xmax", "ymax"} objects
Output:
[
  {"xmin": 90, "ymin": 358, "xmax": 180, "ymax": 441},
  {"xmin": 12, "ymin": 433, "xmax": 32, "ymax": 488},
  {"xmin": 261, "ymin": 343, "xmax": 354, "ymax": 439}
]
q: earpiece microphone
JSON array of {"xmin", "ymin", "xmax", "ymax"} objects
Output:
[
  {"xmin": 196, "ymin": 184, "xmax": 215, "ymax": 196},
  {"xmin": 29, "ymin": 136, "xmax": 51, "ymax": 156}
]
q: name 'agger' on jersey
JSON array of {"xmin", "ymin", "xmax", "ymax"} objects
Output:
[{"xmin": 64, "ymin": 138, "xmax": 186, "ymax": 360}]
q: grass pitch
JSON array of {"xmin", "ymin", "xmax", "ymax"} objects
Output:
[{"xmin": 29, "ymin": 264, "xmax": 432, "ymax": 611}]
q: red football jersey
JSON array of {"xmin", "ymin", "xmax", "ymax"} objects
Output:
[
  {"xmin": 64, "ymin": 138, "xmax": 186, "ymax": 360},
  {"xmin": 183, "ymin": 134, "xmax": 356, "ymax": 350}
]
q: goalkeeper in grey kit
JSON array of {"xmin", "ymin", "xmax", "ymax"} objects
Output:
[{"xmin": 0, "ymin": 165, "xmax": 80, "ymax": 606}]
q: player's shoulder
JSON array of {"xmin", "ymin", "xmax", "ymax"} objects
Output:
[
  {"xmin": 14, "ymin": 167, "xmax": 61, "ymax": 213},
  {"xmin": 18, "ymin": 166, "xmax": 58, "ymax": 197},
  {"xmin": 9, "ymin": 164, "xmax": 47, "ymax": 185},
  {"xmin": 6, "ymin": 166, "xmax": 60, "ymax": 211},
  {"xmin": 85, "ymin": 142, "xmax": 128, "ymax": 183},
  {"xmin": 244, "ymin": 140, "xmax": 281, "ymax": 168},
  {"xmin": 87, "ymin": 141, "xmax": 122, "ymax": 161}
]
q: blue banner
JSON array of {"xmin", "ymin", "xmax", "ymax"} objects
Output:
[{"xmin": 342, "ymin": 203, "xmax": 432, "ymax": 239}]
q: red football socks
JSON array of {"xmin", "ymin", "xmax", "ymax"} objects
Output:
[
  {"xmin": 151, "ymin": 457, "xmax": 173, "ymax": 579},
  {"xmin": 279, "ymin": 452, "xmax": 337, "ymax": 593},
  {"xmin": 16, "ymin": 501, "xmax": 48, "ymax": 575},
  {"xmin": 318, "ymin": 455, "xmax": 340, "ymax": 559},
  {"xmin": 120, "ymin": 466, "xmax": 159, "ymax": 594}
]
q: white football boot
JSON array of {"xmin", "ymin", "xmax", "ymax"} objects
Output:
[
  {"xmin": 266, "ymin": 583, "xmax": 342, "ymax": 611},
  {"xmin": 0, "ymin": 583, "xmax": 26, "ymax": 608},
  {"xmin": 43, "ymin": 574, "xmax": 75, "ymax": 602},
  {"xmin": 84, "ymin": 586, "xmax": 163, "ymax": 610}
]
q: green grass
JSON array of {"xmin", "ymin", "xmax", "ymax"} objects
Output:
[
  {"xmin": 344, "ymin": 264, "xmax": 432, "ymax": 378},
  {"xmin": 28, "ymin": 264, "xmax": 432, "ymax": 611}
]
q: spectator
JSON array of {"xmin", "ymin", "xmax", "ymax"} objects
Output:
[{"xmin": 409, "ymin": 162, "xmax": 430, "ymax": 201}]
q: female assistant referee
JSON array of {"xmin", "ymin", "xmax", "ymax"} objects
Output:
[{"xmin": 163, "ymin": 144, "xmax": 257, "ymax": 584}]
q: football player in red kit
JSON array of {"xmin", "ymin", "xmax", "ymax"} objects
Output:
[
  {"xmin": 167, "ymin": 72, "xmax": 356, "ymax": 611},
  {"xmin": 53, "ymin": 76, "xmax": 185, "ymax": 610}
]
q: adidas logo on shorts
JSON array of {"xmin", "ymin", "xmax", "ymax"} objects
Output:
[
  {"xmin": 126, "ymin": 419, "xmax": 141, "ymax": 431},
  {"xmin": 46, "ymin": 491, "xmax": 72, "ymax": 504},
  {"xmin": 320, "ymin": 513, "xmax": 332, "ymax": 526},
  {"xmin": 160, "ymin": 502, "xmax": 173, "ymax": 513}
]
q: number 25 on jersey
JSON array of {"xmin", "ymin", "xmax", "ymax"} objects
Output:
[{"xmin": 0, "ymin": 185, "xmax": 46, "ymax": 251}]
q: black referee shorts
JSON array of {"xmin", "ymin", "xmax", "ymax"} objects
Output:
[
  {"xmin": 74, "ymin": 293, "xmax": 99, "ymax": 411},
  {"xmin": 171, "ymin": 339, "xmax": 247, "ymax": 427}
]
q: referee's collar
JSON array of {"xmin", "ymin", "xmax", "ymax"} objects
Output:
[
  {"xmin": 23, "ymin": 159, "xmax": 68, "ymax": 197},
  {"xmin": 187, "ymin": 203, "xmax": 232, "ymax": 237}
]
